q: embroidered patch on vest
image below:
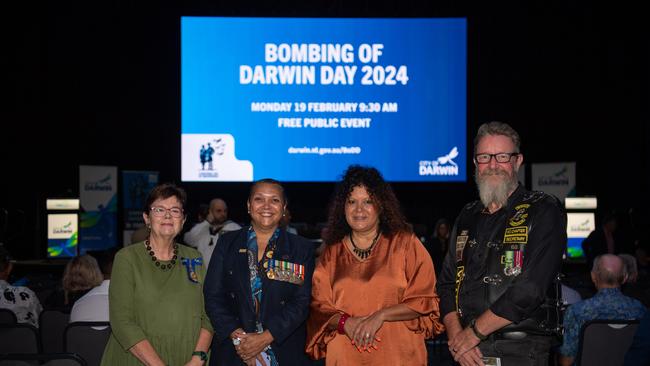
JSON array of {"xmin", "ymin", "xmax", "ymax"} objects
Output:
[
  {"xmin": 509, "ymin": 204, "xmax": 530, "ymax": 226},
  {"xmin": 503, "ymin": 226, "xmax": 528, "ymax": 244},
  {"xmin": 455, "ymin": 230, "xmax": 469, "ymax": 262}
]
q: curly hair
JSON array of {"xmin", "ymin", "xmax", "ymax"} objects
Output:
[{"xmin": 324, "ymin": 165, "xmax": 411, "ymax": 245}]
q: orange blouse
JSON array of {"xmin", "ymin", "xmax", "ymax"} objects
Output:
[{"xmin": 306, "ymin": 232, "xmax": 444, "ymax": 365}]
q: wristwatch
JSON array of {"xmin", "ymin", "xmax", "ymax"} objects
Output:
[
  {"xmin": 192, "ymin": 351, "xmax": 208, "ymax": 362},
  {"xmin": 469, "ymin": 318, "xmax": 488, "ymax": 341}
]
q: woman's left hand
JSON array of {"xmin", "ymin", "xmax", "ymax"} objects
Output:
[
  {"xmin": 351, "ymin": 310, "xmax": 384, "ymax": 351},
  {"xmin": 236, "ymin": 331, "xmax": 274, "ymax": 361}
]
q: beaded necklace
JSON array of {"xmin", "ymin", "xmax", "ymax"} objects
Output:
[
  {"xmin": 349, "ymin": 231, "xmax": 381, "ymax": 259},
  {"xmin": 145, "ymin": 239, "xmax": 178, "ymax": 270}
]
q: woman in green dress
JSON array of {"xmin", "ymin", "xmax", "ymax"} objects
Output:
[{"xmin": 101, "ymin": 183, "xmax": 213, "ymax": 366}]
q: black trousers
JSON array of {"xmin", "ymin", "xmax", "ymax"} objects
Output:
[{"xmin": 477, "ymin": 334, "xmax": 555, "ymax": 366}]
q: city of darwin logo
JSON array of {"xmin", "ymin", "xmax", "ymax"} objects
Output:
[{"xmin": 419, "ymin": 147, "xmax": 459, "ymax": 176}]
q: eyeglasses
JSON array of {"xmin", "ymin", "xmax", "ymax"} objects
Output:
[
  {"xmin": 474, "ymin": 152, "xmax": 519, "ymax": 164},
  {"xmin": 150, "ymin": 207, "xmax": 184, "ymax": 218}
]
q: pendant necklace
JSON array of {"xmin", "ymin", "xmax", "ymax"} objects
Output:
[{"xmin": 349, "ymin": 231, "xmax": 381, "ymax": 259}]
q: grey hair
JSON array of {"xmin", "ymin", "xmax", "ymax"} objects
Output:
[
  {"xmin": 619, "ymin": 254, "xmax": 638, "ymax": 277},
  {"xmin": 592, "ymin": 254, "xmax": 627, "ymax": 286},
  {"xmin": 473, "ymin": 121, "xmax": 521, "ymax": 154}
]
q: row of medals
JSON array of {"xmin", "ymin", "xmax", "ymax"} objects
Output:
[{"xmin": 262, "ymin": 250, "xmax": 302, "ymax": 283}]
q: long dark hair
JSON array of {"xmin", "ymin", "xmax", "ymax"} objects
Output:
[{"xmin": 324, "ymin": 165, "xmax": 410, "ymax": 245}]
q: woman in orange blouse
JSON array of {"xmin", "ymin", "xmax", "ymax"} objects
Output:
[{"xmin": 306, "ymin": 165, "xmax": 443, "ymax": 365}]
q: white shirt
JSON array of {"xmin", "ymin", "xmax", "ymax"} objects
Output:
[
  {"xmin": 0, "ymin": 279, "xmax": 42, "ymax": 328},
  {"xmin": 183, "ymin": 220, "xmax": 241, "ymax": 267},
  {"xmin": 70, "ymin": 280, "xmax": 110, "ymax": 323}
]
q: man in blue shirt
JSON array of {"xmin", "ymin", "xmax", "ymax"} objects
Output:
[{"xmin": 559, "ymin": 254, "xmax": 647, "ymax": 366}]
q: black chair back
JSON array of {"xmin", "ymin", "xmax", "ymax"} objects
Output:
[
  {"xmin": 576, "ymin": 319, "xmax": 640, "ymax": 366},
  {"xmin": 0, "ymin": 308, "xmax": 17, "ymax": 324},
  {"xmin": 0, "ymin": 352, "xmax": 87, "ymax": 366},
  {"xmin": 64, "ymin": 322, "xmax": 110, "ymax": 366},
  {"xmin": 40, "ymin": 309, "xmax": 71, "ymax": 353},
  {"xmin": 0, "ymin": 323, "xmax": 41, "ymax": 354}
]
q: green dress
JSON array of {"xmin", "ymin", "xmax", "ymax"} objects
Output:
[{"xmin": 101, "ymin": 242, "xmax": 213, "ymax": 366}]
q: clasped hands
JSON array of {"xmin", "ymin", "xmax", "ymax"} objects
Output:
[
  {"xmin": 342, "ymin": 311, "xmax": 384, "ymax": 353},
  {"xmin": 231, "ymin": 328, "xmax": 273, "ymax": 366},
  {"xmin": 447, "ymin": 327, "xmax": 485, "ymax": 366}
]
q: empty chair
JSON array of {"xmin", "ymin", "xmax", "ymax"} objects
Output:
[
  {"xmin": 64, "ymin": 321, "xmax": 110, "ymax": 366},
  {"xmin": 576, "ymin": 319, "xmax": 640, "ymax": 366},
  {"xmin": 0, "ymin": 353, "xmax": 86, "ymax": 366},
  {"xmin": 0, "ymin": 308, "xmax": 17, "ymax": 324},
  {"xmin": 0, "ymin": 323, "xmax": 40, "ymax": 354},
  {"xmin": 40, "ymin": 309, "xmax": 70, "ymax": 353}
]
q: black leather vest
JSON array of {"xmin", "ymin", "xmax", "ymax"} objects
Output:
[{"xmin": 454, "ymin": 190, "xmax": 561, "ymax": 336}]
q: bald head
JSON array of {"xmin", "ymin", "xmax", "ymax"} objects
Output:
[
  {"xmin": 208, "ymin": 198, "xmax": 228, "ymax": 225},
  {"xmin": 591, "ymin": 254, "xmax": 627, "ymax": 288}
]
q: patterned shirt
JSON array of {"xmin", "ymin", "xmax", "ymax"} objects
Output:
[
  {"xmin": 0, "ymin": 279, "xmax": 43, "ymax": 328},
  {"xmin": 560, "ymin": 287, "xmax": 646, "ymax": 358}
]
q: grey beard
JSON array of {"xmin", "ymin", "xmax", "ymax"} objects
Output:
[{"xmin": 475, "ymin": 168, "xmax": 519, "ymax": 209}]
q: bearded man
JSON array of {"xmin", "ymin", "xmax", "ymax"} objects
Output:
[{"xmin": 437, "ymin": 121, "xmax": 567, "ymax": 366}]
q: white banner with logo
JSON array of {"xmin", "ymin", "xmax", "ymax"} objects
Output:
[
  {"xmin": 79, "ymin": 165, "xmax": 118, "ymax": 253},
  {"xmin": 531, "ymin": 162, "xmax": 576, "ymax": 201},
  {"xmin": 47, "ymin": 213, "xmax": 78, "ymax": 257}
]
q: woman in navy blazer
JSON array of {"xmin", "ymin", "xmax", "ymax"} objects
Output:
[{"xmin": 204, "ymin": 179, "xmax": 315, "ymax": 366}]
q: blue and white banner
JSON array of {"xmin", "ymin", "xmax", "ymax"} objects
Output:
[
  {"xmin": 181, "ymin": 17, "xmax": 467, "ymax": 182},
  {"xmin": 122, "ymin": 170, "xmax": 159, "ymax": 230},
  {"xmin": 79, "ymin": 165, "xmax": 117, "ymax": 253}
]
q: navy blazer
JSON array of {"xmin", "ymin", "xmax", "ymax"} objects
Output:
[{"xmin": 204, "ymin": 227, "xmax": 315, "ymax": 366}]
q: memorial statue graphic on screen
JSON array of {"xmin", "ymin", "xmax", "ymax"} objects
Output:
[{"xmin": 184, "ymin": 134, "xmax": 252, "ymax": 181}]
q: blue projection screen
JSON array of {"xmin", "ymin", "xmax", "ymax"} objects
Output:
[{"xmin": 181, "ymin": 17, "xmax": 466, "ymax": 182}]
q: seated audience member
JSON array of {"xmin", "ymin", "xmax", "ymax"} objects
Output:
[
  {"xmin": 44, "ymin": 255, "xmax": 104, "ymax": 312},
  {"xmin": 620, "ymin": 253, "xmax": 650, "ymax": 306},
  {"xmin": 183, "ymin": 198, "xmax": 241, "ymax": 268},
  {"xmin": 70, "ymin": 249, "xmax": 116, "ymax": 322},
  {"xmin": 621, "ymin": 254, "xmax": 639, "ymax": 283},
  {"xmin": 559, "ymin": 254, "xmax": 647, "ymax": 366},
  {"xmin": 624, "ymin": 309, "xmax": 650, "ymax": 366},
  {"xmin": 0, "ymin": 246, "xmax": 43, "ymax": 327}
]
